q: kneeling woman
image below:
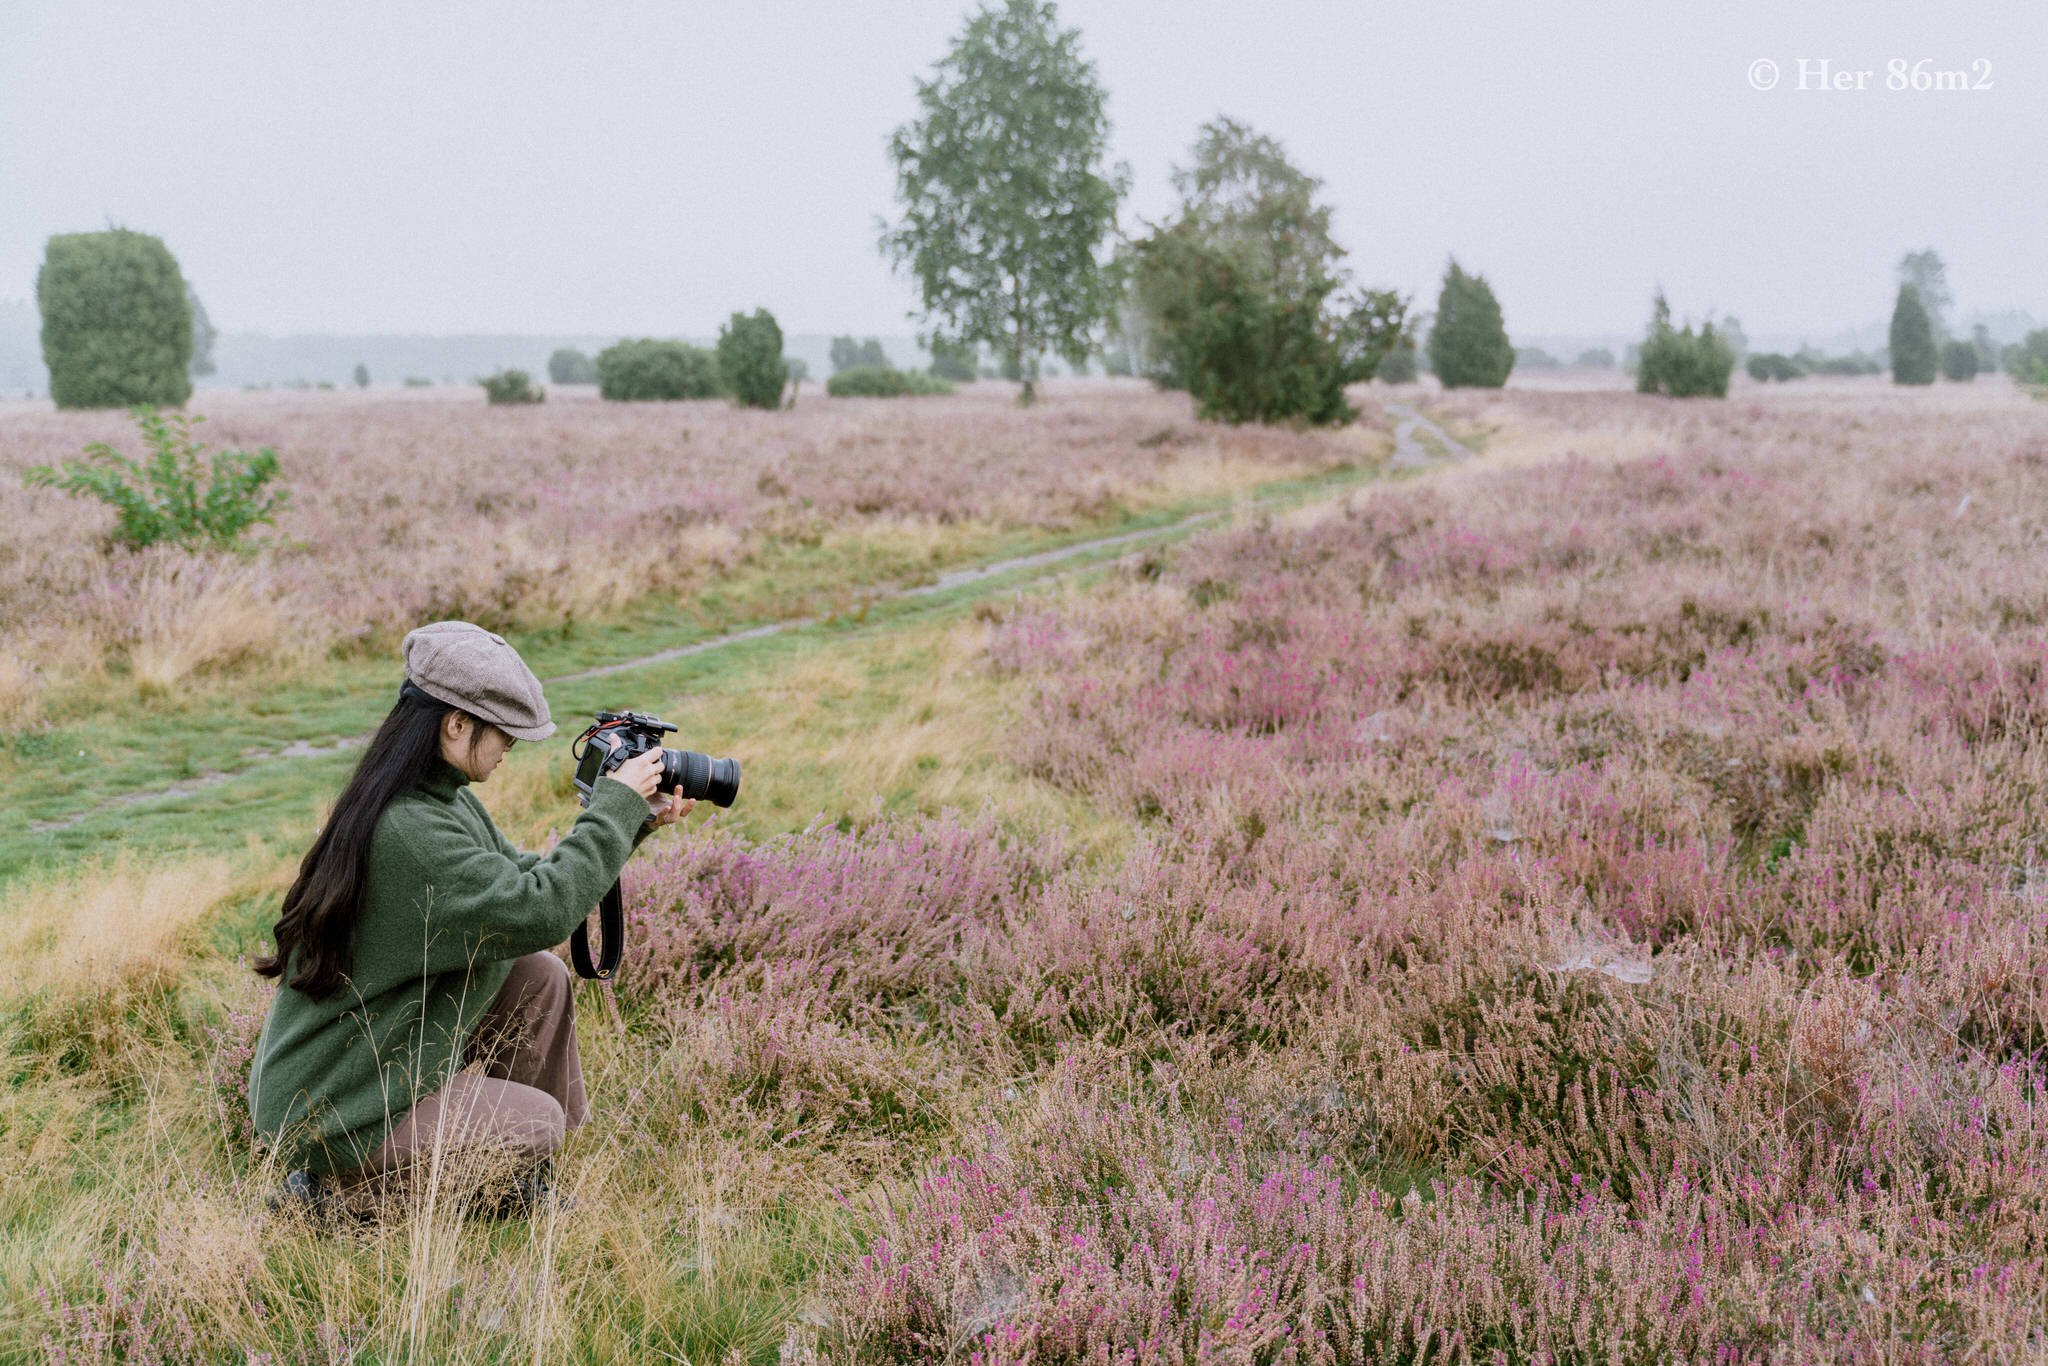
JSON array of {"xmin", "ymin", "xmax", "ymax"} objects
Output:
[{"xmin": 248, "ymin": 621, "xmax": 687, "ymax": 1212}]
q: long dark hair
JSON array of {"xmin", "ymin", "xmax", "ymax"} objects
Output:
[{"xmin": 255, "ymin": 684, "xmax": 487, "ymax": 1000}]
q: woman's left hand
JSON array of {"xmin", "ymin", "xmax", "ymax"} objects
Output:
[{"xmin": 647, "ymin": 793, "xmax": 695, "ymax": 830}]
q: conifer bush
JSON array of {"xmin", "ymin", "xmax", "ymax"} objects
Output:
[
  {"xmin": 596, "ymin": 339, "xmax": 722, "ymax": 400},
  {"xmin": 1635, "ymin": 293, "xmax": 1735, "ymax": 397},
  {"xmin": 37, "ymin": 229, "xmax": 194, "ymax": 410},
  {"xmin": 716, "ymin": 309, "xmax": 787, "ymax": 409},
  {"xmin": 1889, "ymin": 285, "xmax": 1937, "ymax": 386},
  {"xmin": 1939, "ymin": 339, "xmax": 1979, "ymax": 381},
  {"xmin": 1427, "ymin": 259, "xmax": 1514, "ymax": 389}
]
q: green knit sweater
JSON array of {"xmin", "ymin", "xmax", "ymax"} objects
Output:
[{"xmin": 248, "ymin": 757, "xmax": 651, "ymax": 1175}]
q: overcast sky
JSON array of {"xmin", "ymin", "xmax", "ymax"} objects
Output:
[{"xmin": 3, "ymin": 1, "xmax": 2042, "ymax": 343}]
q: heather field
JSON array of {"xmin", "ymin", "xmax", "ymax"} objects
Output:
[
  {"xmin": 9, "ymin": 377, "xmax": 2048, "ymax": 1363},
  {"xmin": 0, "ymin": 380, "xmax": 1376, "ymax": 729}
]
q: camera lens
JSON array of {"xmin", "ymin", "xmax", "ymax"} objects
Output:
[{"xmin": 661, "ymin": 747, "xmax": 742, "ymax": 808}]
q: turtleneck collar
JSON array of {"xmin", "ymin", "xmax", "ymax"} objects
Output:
[{"xmin": 419, "ymin": 754, "xmax": 472, "ymax": 802}]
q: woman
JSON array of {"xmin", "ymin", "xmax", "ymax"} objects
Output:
[{"xmin": 248, "ymin": 620, "xmax": 688, "ymax": 1215}]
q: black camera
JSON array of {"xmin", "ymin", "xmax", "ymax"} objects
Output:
[{"xmin": 571, "ymin": 710, "xmax": 741, "ymax": 811}]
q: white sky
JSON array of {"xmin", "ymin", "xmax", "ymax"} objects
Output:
[{"xmin": 3, "ymin": 0, "xmax": 2042, "ymax": 340}]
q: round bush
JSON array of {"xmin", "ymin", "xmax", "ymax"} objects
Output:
[
  {"xmin": 38, "ymin": 229, "xmax": 194, "ymax": 410},
  {"xmin": 597, "ymin": 339, "xmax": 722, "ymax": 401}
]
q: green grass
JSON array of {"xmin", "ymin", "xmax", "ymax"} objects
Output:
[{"xmin": 0, "ymin": 463, "xmax": 1376, "ymax": 885}]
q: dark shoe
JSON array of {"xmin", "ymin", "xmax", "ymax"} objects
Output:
[
  {"xmin": 471, "ymin": 1157, "xmax": 576, "ymax": 1220},
  {"xmin": 266, "ymin": 1168, "xmax": 328, "ymax": 1217}
]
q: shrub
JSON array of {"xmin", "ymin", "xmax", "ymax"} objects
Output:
[
  {"xmin": 1940, "ymin": 339, "xmax": 1979, "ymax": 382},
  {"xmin": 1747, "ymin": 352, "xmax": 1807, "ymax": 382},
  {"xmin": 23, "ymin": 408, "xmax": 287, "ymax": 551},
  {"xmin": 1889, "ymin": 285, "xmax": 1937, "ymax": 385},
  {"xmin": 1516, "ymin": 346, "xmax": 1559, "ymax": 368},
  {"xmin": 596, "ymin": 338, "xmax": 722, "ymax": 400},
  {"xmin": 38, "ymin": 229, "xmax": 194, "ymax": 410},
  {"xmin": 1575, "ymin": 347, "xmax": 1615, "ymax": 368},
  {"xmin": 547, "ymin": 347, "xmax": 597, "ymax": 384},
  {"xmin": 825, "ymin": 366, "xmax": 954, "ymax": 397},
  {"xmin": 479, "ymin": 369, "xmax": 543, "ymax": 405},
  {"xmin": 1376, "ymin": 340, "xmax": 1419, "ymax": 383},
  {"xmin": 927, "ymin": 337, "xmax": 979, "ymax": 382},
  {"xmin": 1799, "ymin": 349, "xmax": 1883, "ymax": 376},
  {"xmin": 2002, "ymin": 329, "xmax": 2048, "ymax": 379},
  {"xmin": 1636, "ymin": 292, "xmax": 1735, "ymax": 398},
  {"xmin": 402, "ymin": 376, "xmax": 432, "ymax": 388},
  {"xmin": 716, "ymin": 308, "xmax": 787, "ymax": 409},
  {"xmin": 1427, "ymin": 259, "xmax": 1513, "ymax": 388}
]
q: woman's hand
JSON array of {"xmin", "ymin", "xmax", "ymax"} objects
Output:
[
  {"xmin": 607, "ymin": 748, "xmax": 666, "ymax": 801},
  {"xmin": 647, "ymin": 792, "xmax": 695, "ymax": 829}
]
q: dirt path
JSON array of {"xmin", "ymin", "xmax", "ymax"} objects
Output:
[
  {"xmin": 26, "ymin": 405, "xmax": 1473, "ymax": 837},
  {"xmin": 1384, "ymin": 401, "xmax": 1478, "ymax": 468}
]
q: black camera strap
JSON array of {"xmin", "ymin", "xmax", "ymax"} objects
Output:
[{"xmin": 570, "ymin": 879, "xmax": 625, "ymax": 980}]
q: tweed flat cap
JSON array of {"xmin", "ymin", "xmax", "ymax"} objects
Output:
[{"xmin": 401, "ymin": 620, "xmax": 556, "ymax": 741}]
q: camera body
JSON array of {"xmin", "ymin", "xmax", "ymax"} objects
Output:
[{"xmin": 572, "ymin": 710, "xmax": 741, "ymax": 812}]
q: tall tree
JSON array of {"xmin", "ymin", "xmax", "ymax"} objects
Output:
[
  {"xmin": 1897, "ymin": 249, "xmax": 1952, "ymax": 339},
  {"xmin": 1889, "ymin": 284, "xmax": 1937, "ymax": 385},
  {"xmin": 1130, "ymin": 117, "xmax": 1405, "ymax": 424},
  {"xmin": 881, "ymin": 0, "xmax": 1128, "ymax": 406},
  {"xmin": 1427, "ymin": 259, "xmax": 1513, "ymax": 389}
]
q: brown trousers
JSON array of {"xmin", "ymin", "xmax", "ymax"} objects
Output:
[{"xmin": 339, "ymin": 952, "xmax": 587, "ymax": 1187}]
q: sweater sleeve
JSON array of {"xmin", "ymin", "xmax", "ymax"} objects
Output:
[
  {"xmin": 385, "ymin": 776, "xmax": 652, "ymax": 971},
  {"xmin": 479, "ymin": 793, "xmax": 658, "ymax": 871}
]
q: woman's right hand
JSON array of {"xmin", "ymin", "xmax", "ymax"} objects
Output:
[{"xmin": 605, "ymin": 748, "xmax": 666, "ymax": 802}]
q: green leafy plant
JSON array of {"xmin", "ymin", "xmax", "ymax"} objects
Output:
[
  {"xmin": 23, "ymin": 408, "xmax": 288, "ymax": 551},
  {"xmin": 479, "ymin": 369, "xmax": 544, "ymax": 405}
]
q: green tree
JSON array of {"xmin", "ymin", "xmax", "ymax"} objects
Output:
[
  {"xmin": 352, "ymin": 362, "xmax": 370, "ymax": 389},
  {"xmin": 1376, "ymin": 340, "xmax": 1419, "ymax": 383},
  {"xmin": 548, "ymin": 347, "xmax": 597, "ymax": 384},
  {"xmin": 716, "ymin": 309, "xmax": 787, "ymax": 409},
  {"xmin": 1427, "ymin": 259, "xmax": 1513, "ymax": 389},
  {"xmin": 1940, "ymin": 339, "xmax": 1979, "ymax": 382},
  {"xmin": 1889, "ymin": 284, "xmax": 1937, "ymax": 385},
  {"xmin": 857, "ymin": 338, "xmax": 889, "ymax": 369},
  {"xmin": 38, "ymin": 229, "xmax": 194, "ymax": 410},
  {"xmin": 1131, "ymin": 118, "xmax": 1405, "ymax": 425},
  {"xmin": 881, "ymin": 0, "xmax": 1128, "ymax": 406},
  {"xmin": 829, "ymin": 336, "xmax": 861, "ymax": 374},
  {"xmin": 928, "ymin": 337, "xmax": 979, "ymax": 381},
  {"xmin": 1898, "ymin": 249, "xmax": 1951, "ymax": 338},
  {"xmin": 1635, "ymin": 292, "xmax": 1735, "ymax": 398}
]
